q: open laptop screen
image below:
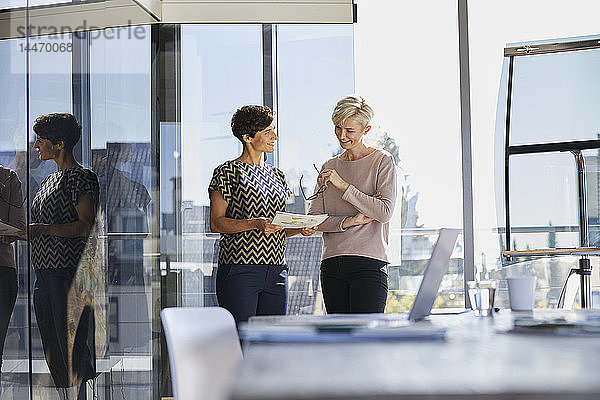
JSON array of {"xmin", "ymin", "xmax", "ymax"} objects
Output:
[{"xmin": 407, "ymin": 228, "xmax": 460, "ymax": 321}]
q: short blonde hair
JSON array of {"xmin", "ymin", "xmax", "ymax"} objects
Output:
[{"xmin": 331, "ymin": 94, "xmax": 374, "ymax": 127}]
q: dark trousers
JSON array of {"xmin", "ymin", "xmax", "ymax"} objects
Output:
[
  {"xmin": 34, "ymin": 268, "xmax": 95, "ymax": 388},
  {"xmin": 0, "ymin": 266, "xmax": 17, "ymax": 375},
  {"xmin": 216, "ymin": 264, "xmax": 288, "ymax": 324},
  {"xmin": 320, "ymin": 256, "xmax": 388, "ymax": 314}
]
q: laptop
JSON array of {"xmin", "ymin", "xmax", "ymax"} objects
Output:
[
  {"xmin": 311, "ymin": 227, "xmax": 461, "ymax": 323},
  {"xmin": 239, "ymin": 228, "xmax": 461, "ymax": 341},
  {"xmin": 407, "ymin": 228, "xmax": 460, "ymax": 321}
]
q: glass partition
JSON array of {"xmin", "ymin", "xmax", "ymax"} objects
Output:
[
  {"xmin": 276, "ymin": 24, "xmax": 354, "ymax": 314},
  {"xmin": 1, "ymin": 1, "xmax": 27, "ymax": 10},
  {"xmin": 0, "ymin": 22, "xmax": 155, "ymax": 398},
  {"xmin": 28, "ymin": 32, "xmax": 76, "ymax": 399},
  {"xmin": 353, "ymin": 0, "xmax": 465, "ymax": 311},
  {"xmin": 509, "ymin": 49, "xmax": 600, "ymax": 146},
  {"xmin": 0, "ymin": 15, "xmax": 361, "ymax": 399},
  {"xmin": 494, "ymin": 40, "xmax": 600, "ymax": 309},
  {"xmin": 177, "ymin": 25, "xmax": 263, "ymax": 308},
  {"xmin": 0, "ymin": 36, "xmax": 29, "ymax": 399},
  {"xmin": 90, "ymin": 25, "xmax": 154, "ymax": 399},
  {"xmin": 277, "ymin": 24, "xmax": 354, "ymax": 204},
  {"xmin": 2, "ymin": 0, "xmax": 102, "ymax": 9},
  {"xmin": 469, "ymin": 1, "xmax": 600, "ymax": 309},
  {"xmin": 508, "ymin": 152, "xmax": 579, "ymax": 250}
]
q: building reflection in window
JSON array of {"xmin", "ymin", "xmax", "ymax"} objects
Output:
[{"xmin": 94, "ymin": 142, "xmax": 152, "ymax": 354}]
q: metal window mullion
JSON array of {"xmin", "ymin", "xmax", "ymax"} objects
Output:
[
  {"xmin": 458, "ymin": 0, "xmax": 475, "ymax": 307},
  {"xmin": 273, "ymin": 24, "xmax": 279, "ymax": 167},
  {"xmin": 262, "ymin": 24, "xmax": 277, "ymax": 167},
  {"xmin": 504, "ymin": 39, "xmax": 600, "ymax": 57},
  {"xmin": 155, "ymin": 23, "xmax": 180, "ymax": 398},
  {"xmin": 508, "ymin": 140, "xmax": 600, "ymax": 155},
  {"xmin": 25, "ymin": 1, "xmax": 33, "ymax": 397},
  {"xmin": 504, "ymin": 56, "xmax": 514, "ymax": 254},
  {"xmin": 151, "ymin": 23, "xmax": 162, "ymax": 398},
  {"xmin": 72, "ymin": 31, "xmax": 91, "ymax": 167}
]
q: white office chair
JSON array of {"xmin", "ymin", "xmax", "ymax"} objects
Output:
[{"xmin": 161, "ymin": 307, "xmax": 242, "ymax": 400}]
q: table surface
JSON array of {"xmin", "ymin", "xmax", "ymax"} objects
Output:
[{"xmin": 231, "ymin": 310, "xmax": 600, "ymax": 400}]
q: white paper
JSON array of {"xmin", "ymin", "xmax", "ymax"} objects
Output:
[
  {"xmin": 271, "ymin": 211, "xmax": 328, "ymax": 229},
  {"xmin": 0, "ymin": 221, "xmax": 20, "ymax": 235}
]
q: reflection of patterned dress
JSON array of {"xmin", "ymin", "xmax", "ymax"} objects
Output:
[
  {"xmin": 209, "ymin": 160, "xmax": 290, "ymax": 265},
  {"xmin": 31, "ymin": 166, "xmax": 99, "ymax": 269},
  {"xmin": 31, "ymin": 166, "xmax": 99, "ymax": 388}
]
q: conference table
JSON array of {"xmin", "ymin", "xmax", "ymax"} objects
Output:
[{"xmin": 230, "ymin": 310, "xmax": 600, "ymax": 400}]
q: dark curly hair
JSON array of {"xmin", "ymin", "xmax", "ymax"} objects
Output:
[
  {"xmin": 33, "ymin": 113, "xmax": 82, "ymax": 153},
  {"xmin": 230, "ymin": 105, "xmax": 273, "ymax": 145}
]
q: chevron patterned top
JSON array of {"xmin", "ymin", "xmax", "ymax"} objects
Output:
[
  {"xmin": 31, "ymin": 166, "xmax": 99, "ymax": 269},
  {"xmin": 209, "ymin": 160, "xmax": 291, "ymax": 265}
]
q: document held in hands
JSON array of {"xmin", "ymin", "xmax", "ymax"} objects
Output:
[
  {"xmin": 272, "ymin": 211, "xmax": 328, "ymax": 229},
  {"xmin": 0, "ymin": 221, "xmax": 20, "ymax": 235}
]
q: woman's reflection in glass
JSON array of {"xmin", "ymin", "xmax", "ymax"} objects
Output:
[{"xmin": 18, "ymin": 113, "xmax": 99, "ymax": 398}]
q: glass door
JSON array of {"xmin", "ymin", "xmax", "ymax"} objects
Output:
[{"xmin": 0, "ymin": 23, "xmax": 157, "ymax": 399}]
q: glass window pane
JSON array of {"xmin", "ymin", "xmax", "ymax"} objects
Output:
[
  {"xmin": 509, "ymin": 49, "xmax": 600, "ymax": 146},
  {"xmin": 179, "ymin": 25, "xmax": 262, "ymax": 307},
  {"xmin": 276, "ymin": 24, "xmax": 354, "ymax": 207},
  {"xmin": 276, "ymin": 24, "xmax": 354, "ymax": 315},
  {"xmin": 28, "ymin": 33, "xmax": 74, "ymax": 398},
  {"xmin": 508, "ymin": 152, "xmax": 579, "ymax": 250},
  {"xmin": 493, "ymin": 47, "xmax": 600, "ymax": 310},
  {"xmin": 1, "ymin": 1, "xmax": 26, "ymax": 9},
  {"xmin": 0, "ymin": 37, "xmax": 29, "ymax": 399},
  {"xmin": 90, "ymin": 25, "xmax": 153, "ymax": 399},
  {"xmin": 584, "ymin": 149, "xmax": 600, "ymax": 247},
  {"xmin": 470, "ymin": 1, "xmax": 600, "ymax": 309},
  {"xmin": 354, "ymin": 0, "xmax": 464, "ymax": 311},
  {"xmin": 1, "ymin": 0, "xmax": 97, "ymax": 8}
]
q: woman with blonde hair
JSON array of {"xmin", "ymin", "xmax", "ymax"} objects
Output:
[{"xmin": 308, "ymin": 95, "xmax": 397, "ymax": 313}]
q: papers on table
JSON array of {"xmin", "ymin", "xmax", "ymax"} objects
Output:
[
  {"xmin": 239, "ymin": 314, "xmax": 447, "ymax": 343},
  {"xmin": 239, "ymin": 324, "xmax": 446, "ymax": 343},
  {"xmin": 271, "ymin": 211, "xmax": 328, "ymax": 229},
  {"xmin": 511, "ymin": 313, "xmax": 600, "ymax": 337},
  {"xmin": 0, "ymin": 220, "xmax": 20, "ymax": 235}
]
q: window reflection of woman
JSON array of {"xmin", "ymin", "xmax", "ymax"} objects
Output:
[
  {"xmin": 0, "ymin": 166, "xmax": 25, "ymax": 381},
  {"xmin": 308, "ymin": 95, "xmax": 397, "ymax": 314},
  {"xmin": 209, "ymin": 105, "xmax": 316, "ymax": 324},
  {"xmin": 18, "ymin": 113, "xmax": 98, "ymax": 396}
]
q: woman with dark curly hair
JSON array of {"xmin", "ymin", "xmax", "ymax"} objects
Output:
[{"xmin": 209, "ymin": 105, "xmax": 315, "ymax": 324}]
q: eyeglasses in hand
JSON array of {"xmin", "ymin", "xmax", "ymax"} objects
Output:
[{"xmin": 299, "ymin": 164, "xmax": 326, "ymax": 201}]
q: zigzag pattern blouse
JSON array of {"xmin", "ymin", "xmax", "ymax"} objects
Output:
[
  {"xmin": 209, "ymin": 160, "xmax": 290, "ymax": 265},
  {"xmin": 31, "ymin": 166, "xmax": 99, "ymax": 270}
]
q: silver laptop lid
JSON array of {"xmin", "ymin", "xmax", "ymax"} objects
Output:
[{"xmin": 408, "ymin": 228, "xmax": 460, "ymax": 321}]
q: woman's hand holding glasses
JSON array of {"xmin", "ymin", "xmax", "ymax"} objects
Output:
[
  {"xmin": 318, "ymin": 168, "xmax": 350, "ymax": 193},
  {"xmin": 300, "ymin": 164, "xmax": 327, "ymax": 201}
]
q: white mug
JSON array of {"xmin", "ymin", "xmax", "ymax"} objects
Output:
[{"xmin": 507, "ymin": 277, "xmax": 536, "ymax": 311}]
